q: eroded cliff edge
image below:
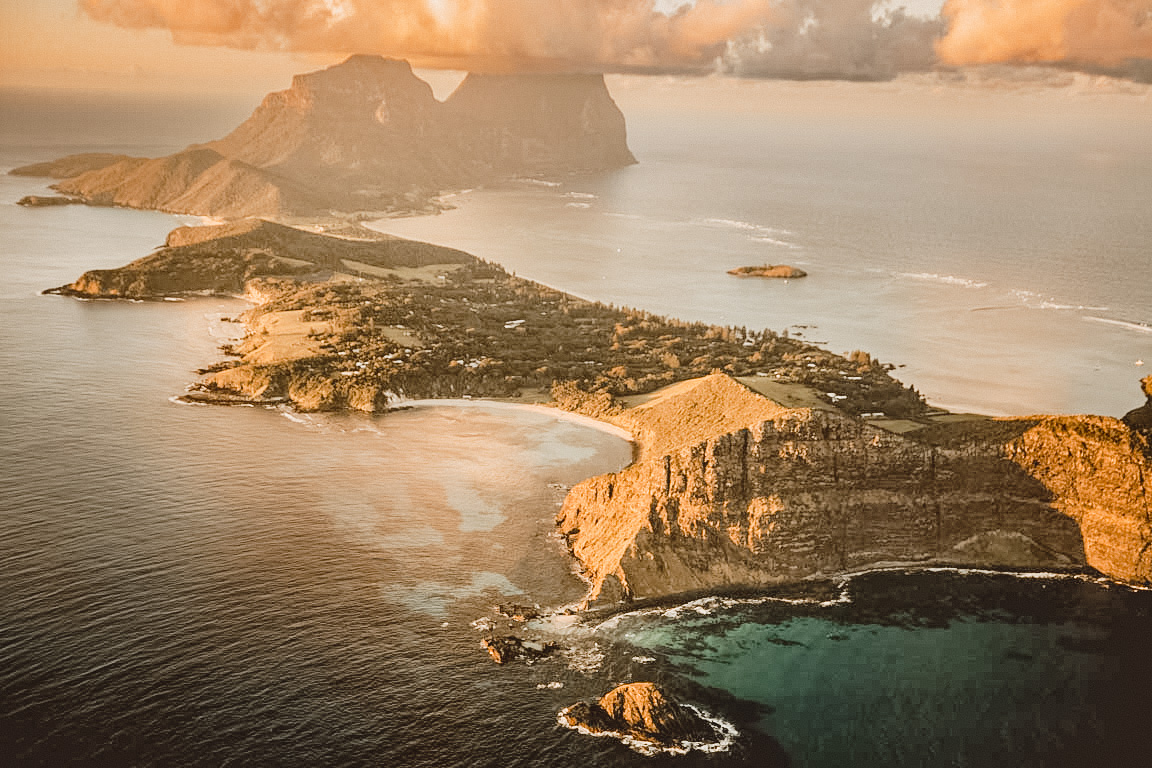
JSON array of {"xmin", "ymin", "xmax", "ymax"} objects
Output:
[{"xmin": 558, "ymin": 374, "xmax": 1152, "ymax": 600}]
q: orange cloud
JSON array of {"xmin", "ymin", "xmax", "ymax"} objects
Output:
[
  {"xmin": 73, "ymin": 0, "xmax": 1152, "ymax": 81},
  {"xmin": 937, "ymin": 0, "xmax": 1152, "ymax": 68},
  {"xmin": 79, "ymin": 0, "xmax": 780, "ymax": 73}
]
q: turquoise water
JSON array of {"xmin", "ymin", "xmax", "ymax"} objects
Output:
[{"xmin": 608, "ymin": 572, "xmax": 1151, "ymax": 767}]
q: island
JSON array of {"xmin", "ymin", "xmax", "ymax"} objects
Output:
[
  {"xmin": 42, "ymin": 219, "xmax": 1152, "ymax": 598},
  {"xmin": 727, "ymin": 264, "xmax": 807, "ymax": 279},
  {"xmin": 11, "ymin": 55, "xmax": 636, "ymax": 220}
]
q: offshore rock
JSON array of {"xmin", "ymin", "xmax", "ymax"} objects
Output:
[
  {"xmin": 16, "ymin": 56, "xmax": 636, "ymax": 218},
  {"xmin": 558, "ymin": 683, "xmax": 715, "ymax": 748},
  {"xmin": 727, "ymin": 264, "xmax": 807, "ymax": 279},
  {"xmin": 558, "ymin": 375, "xmax": 1152, "ymax": 603},
  {"xmin": 481, "ymin": 635, "xmax": 557, "ymax": 665},
  {"xmin": 17, "ymin": 195, "xmax": 80, "ymax": 207}
]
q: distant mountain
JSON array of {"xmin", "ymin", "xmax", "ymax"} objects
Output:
[
  {"xmin": 445, "ymin": 72, "xmax": 637, "ymax": 175},
  {"xmin": 15, "ymin": 56, "xmax": 636, "ymax": 219}
]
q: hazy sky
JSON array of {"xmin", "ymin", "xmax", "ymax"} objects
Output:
[{"xmin": 1, "ymin": 1, "xmax": 1149, "ymax": 93}]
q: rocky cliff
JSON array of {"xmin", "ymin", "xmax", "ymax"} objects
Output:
[
  {"xmin": 16, "ymin": 56, "xmax": 636, "ymax": 218},
  {"xmin": 444, "ymin": 73, "xmax": 636, "ymax": 175},
  {"xmin": 558, "ymin": 375, "xmax": 1152, "ymax": 602},
  {"xmin": 1123, "ymin": 375, "xmax": 1152, "ymax": 438}
]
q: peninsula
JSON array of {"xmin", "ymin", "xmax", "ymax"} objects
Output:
[
  {"xmin": 46, "ymin": 219, "xmax": 919, "ymax": 416},
  {"xmin": 44, "ymin": 220, "xmax": 1152, "ymax": 597}
]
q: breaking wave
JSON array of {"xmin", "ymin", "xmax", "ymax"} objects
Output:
[
  {"xmin": 1085, "ymin": 316, "xmax": 1152, "ymax": 334},
  {"xmin": 898, "ymin": 272, "xmax": 988, "ymax": 289}
]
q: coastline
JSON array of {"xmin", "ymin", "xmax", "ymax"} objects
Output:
[
  {"xmin": 391, "ymin": 397, "xmax": 636, "ymax": 443},
  {"xmin": 28, "ymin": 214, "xmax": 1152, "ymax": 603},
  {"xmin": 5, "ymin": 73, "xmax": 1152, "ymax": 766}
]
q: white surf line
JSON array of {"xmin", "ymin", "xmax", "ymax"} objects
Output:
[
  {"xmin": 389, "ymin": 398, "xmax": 634, "ymax": 441},
  {"xmin": 1085, "ymin": 316, "xmax": 1152, "ymax": 334},
  {"xmin": 590, "ymin": 564, "xmax": 1141, "ymax": 633}
]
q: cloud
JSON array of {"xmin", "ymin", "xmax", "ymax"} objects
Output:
[
  {"xmin": 78, "ymin": 0, "xmax": 1152, "ymax": 82},
  {"xmin": 937, "ymin": 0, "xmax": 1152, "ymax": 76},
  {"xmin": 720, "ymin": 0, "xmax": 943, "ymax": 80},
  {"xmin": 79, "ymin": 0, "xmax": 780, "ymax": 73}
]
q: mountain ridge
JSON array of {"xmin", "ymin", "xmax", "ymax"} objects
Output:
[{"xmin": 16, "ymin": 55, "xmax": 636, "ymax": 219}]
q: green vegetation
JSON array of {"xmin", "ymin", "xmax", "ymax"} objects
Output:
[{"xmin": 209, "ymin": 258, "xmax": 924, "ymax": 417}]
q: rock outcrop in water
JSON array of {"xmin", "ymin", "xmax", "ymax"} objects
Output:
[
  {"xmin": 13, "ymin": 56, "xmax": 636, "ymax": 219},
  {"xmin": 558, "ymin": 375, "xmax": 1152, "ymax": 602},
  {"xmin": 727, "ymin": 264, "xmax": 807, "ymax": 279},
  {"xmin": 558, "ymin": 683, "xmax": 716, "ymax": 749},
  {"xmin": 17, "ymin": 195, "xmax": 80, "ymax": 207}
]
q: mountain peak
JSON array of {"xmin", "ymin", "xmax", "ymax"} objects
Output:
[{"xmin": 28, "ymin": 59, "xmax": 636, "ymax": 218}]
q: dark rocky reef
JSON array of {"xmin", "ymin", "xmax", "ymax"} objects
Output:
[
  {"xmin": 17, "ymin": 195, "xmax": 81, "ymax": 207},
  {"xmin": 14, "ymin": 56, "xmax": 636, "ymax": 218},
  {"xmin": 480, "ymin": 635, "xmax": 557, "ymax": 664},
  {"xmin": 558, "ymin": 682, "xmax": 717, "ymax": 749}
]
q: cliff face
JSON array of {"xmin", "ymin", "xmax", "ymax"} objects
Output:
[
  {"xmin": 444, "ymin": 73, "xmax": 636, "ymax": 174},
  {"xmin": 1123, "ymin": 375, "xmax": 1152, "ymax": 438},
  {"xmin": 558, "ymin": 376, "xmax": 1152, "ymax": 602},
  {"xmin": 19, "ymin": 56, "xmax": 636, "ymax": 218}
]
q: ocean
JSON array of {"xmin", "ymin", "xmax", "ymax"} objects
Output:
[
  {"xmin": 2, "ymin": 85, "xmax": 1150, "ymax": 766},
  {"xmin": 381, "ymin": 80, "xmax": 1152, "ymax": 417}
]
